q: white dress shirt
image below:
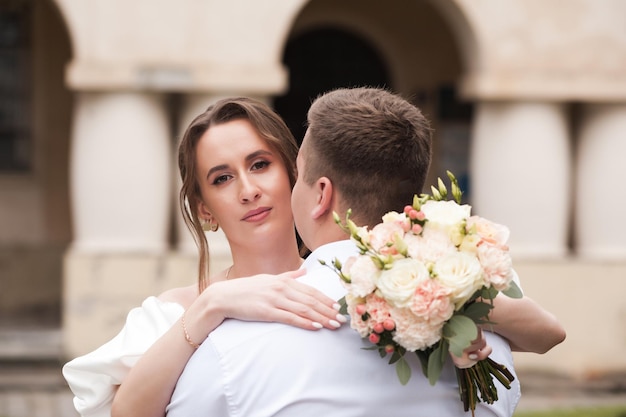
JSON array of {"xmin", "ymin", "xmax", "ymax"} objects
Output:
[{"xmin": 167, "ymin": 240, "xmax": 521, "ymax": 417}]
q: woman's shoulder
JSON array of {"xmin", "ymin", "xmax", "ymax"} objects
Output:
[{"xmin": 157, "ymin": 284, "xmax": 198, "ymax": 310}]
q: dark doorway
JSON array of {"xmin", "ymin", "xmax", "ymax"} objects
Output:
[{"xmin": 273, "ymin": 27, "xmax": 390, "ymax": 144}]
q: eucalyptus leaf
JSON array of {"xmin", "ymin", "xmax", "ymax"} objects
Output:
[
  {"xmin": 389, "ymin": 350, "xmax": 402, "ymax": 364},
  {"xmin": 463, "ymin": 301, "xmax": 493, "ymax": 322},
  {"xmin": 427, "ymin": 341, "xmax": 448, "ymax": 385},
  {"xmin": 415, "ymin": 350, "xmax": 429, "ymax": 377},
  {"xmin": 502, "ymin": 280, "xmax": 523, "ymax": 299},
  {"xmin": 445, "ymin": 315, "xmax": 478, "ymax": 357},
  {"xmin": 480, "ymin": 286, "xmax": 499, "ymax": 300},
  {"xmin": 337, "ymin": 297, "xmax": 348, "ymax": 315},
  {"xmin": 396, "ymin": 356, "xmax": 411, "ymax": 385}
]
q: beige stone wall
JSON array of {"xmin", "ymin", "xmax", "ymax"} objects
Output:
[{"xmin": 452, "ymin": 0, "xmax": 626, "ymax": 100}]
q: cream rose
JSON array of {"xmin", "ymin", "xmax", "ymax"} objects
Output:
[
  {"xmin": 421, "ymin": 200, "xmax": 471, "ymax": 232},
  {"xmin": 376, "ymin": 258, "xmax": 429, "ymax": 308},
  {"xmin": 345, "ymin": 255, "xmax": 380, "ymax": 297},
  {"xmin": 433, "ymin": 252, "xmax": 484, "ymax": 310},
  {"xmin": 381, "ymin": 210, "xmax": 408, "ymax": 224}
]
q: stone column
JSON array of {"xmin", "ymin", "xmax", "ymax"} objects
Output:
[
  {"xmin": 470, "ymin": 101, "xmax": 571, "ymax": 258},
  {"xmin": 64, "ymin": 92, "xmax": 176, "ymax": 357},
  {"xmin": 575, "ymin": 103, "xmax": 626, "ymax": 259},
  {"xmin": 70, "ymin": 92, "xmax": 172, "ymax": 252}
]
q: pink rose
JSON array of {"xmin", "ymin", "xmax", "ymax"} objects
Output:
[
  {"xmin": 477, "ymin": 242, "xmax": 514, "ymax": 291},
  {"xmin": 369, "ymin": 222, "xmax": 405, "ymax": 252},
  {"xmin": 345, "ymin": 293, "xmax": 370, "ymax": 337},
  {"xmin": 405, "ymin": 227, "xmax": 456, "ymax": 264},
  {"xmin": 390, "ymin": 307, "xmax": 443, "ymax": 351},
  {"xmin": 467, "ymin": 216, "xmax": 510, "ymax": 248},
  {"xmin": 410, "ymin": 278, "xmax": 454, "ymax": 325},
  {"xmin": 363, "ymin": 293, "xmax": 393, "ymax": 331}
]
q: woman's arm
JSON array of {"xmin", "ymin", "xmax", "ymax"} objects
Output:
[
  {"xmin": 111, "ymin": 269, "xmax": 344, "ymax": 417},
  {"xmin": 451, "ymin": 294, "xmax": 565, "ymax": 369},
  {"xmin": 482, "ymin": 294, "xmax": 566, "ymax": 353}
]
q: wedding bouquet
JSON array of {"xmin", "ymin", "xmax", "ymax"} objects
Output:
[{"xmin": 325, "ymin": 171, "xmax": 522, "ymax": 416}]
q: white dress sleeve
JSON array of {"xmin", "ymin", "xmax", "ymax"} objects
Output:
[{"xmin": 62, "ymin": 296, "xmax": 185, "ymax": 417}]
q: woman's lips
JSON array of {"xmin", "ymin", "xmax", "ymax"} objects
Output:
[{"xmin": 242, "ymin": 207, "xmax": 272, "ymax": 222}]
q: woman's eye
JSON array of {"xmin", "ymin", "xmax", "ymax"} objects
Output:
[
  {"xmin": 251, "ymin": 160, "xmax": 270, "ymax": 171},
  {"xmin": 212, "ymin": 174, "xmax": 230, "ymax": 185}
]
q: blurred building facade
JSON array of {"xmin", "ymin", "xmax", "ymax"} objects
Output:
[{"xmin": 1, "ymin": 0, "xmax": 625, "ymax": 377}]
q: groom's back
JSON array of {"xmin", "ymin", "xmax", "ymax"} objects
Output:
[{"xmin": 167, "ymin": 313, "xmax": 519, "ymax": 417}]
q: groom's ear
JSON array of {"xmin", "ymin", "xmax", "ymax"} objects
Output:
[{"xmin": 310, "ymin": 177, "xmax": 333, "ymax": 220}]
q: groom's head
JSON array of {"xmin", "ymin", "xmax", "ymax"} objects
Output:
[{"xmin": 291, "ymin": 87, "xmax": 432, "ymax": 251}]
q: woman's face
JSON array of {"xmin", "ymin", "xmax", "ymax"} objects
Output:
[{"xmin": 195, "ymin": 118, "xmax": 294, "ymax": 244}]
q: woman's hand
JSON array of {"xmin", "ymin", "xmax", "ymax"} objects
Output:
[
  {"xmin": 450, "ymin": 328, "xmax": 492, "ymax": 369},
  {"xmin": 197, "ymin": 269, "xmax": 345, "ymax": 332}
]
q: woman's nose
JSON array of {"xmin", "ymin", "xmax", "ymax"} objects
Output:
[{"xmin": 239, "ymin": 175, "xmax": 261, "ymax": 203}]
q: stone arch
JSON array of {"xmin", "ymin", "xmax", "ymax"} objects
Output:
[{"xmin": 272, "ymin": 0, "xmax": 476, "ymax": 190}]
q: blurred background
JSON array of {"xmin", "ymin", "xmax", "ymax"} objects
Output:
[{"xmin": 0, "ymin": 0, "xmax": 625, "ymax": 415}]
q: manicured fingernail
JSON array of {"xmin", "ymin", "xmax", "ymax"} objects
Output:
[
  {"xmin": 468, "ymin": 354, "xmax": 478, "ymax": 360},
  {"xmin": 329, "ymin": 320, "xmax": 341, "ymax": 328},
  {"xmin": 333, "ymin": 303, "xmax": 341, "ymax": 311},
  {"xmin": 312, "ymin": 322, "xmax": 323, "ymax": 329},
  {"xmin": 336, "ymin": 314, "xmax": 347, "ymax": 323}
]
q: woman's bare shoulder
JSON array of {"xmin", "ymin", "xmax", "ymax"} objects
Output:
[{"xmin": 157, "ymin": 284, "xmax": 198, "ymax": 309}]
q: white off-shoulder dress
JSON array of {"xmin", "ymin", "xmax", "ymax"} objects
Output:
[{"xmin": 62, "ymin": 297, "xmax": 184, "ymax": 417}]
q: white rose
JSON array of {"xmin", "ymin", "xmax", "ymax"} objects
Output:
[
  {"xmin": 421, "ymin": 200, "xmax": 471, "ymax": 233},
  {"xmin": 381, "ymin": 211, "xmax": 407, "ymax": 224},
  {"xmin": 433, "ymin": 252, "xmax": 484, "ymax": 309},
  {"xmin": 376, "ymin": 258, "xmax": 429, "ymax": 308},
  {"xmin": 346, "ymin": 255, "xmax": 380, "ymax": 297}
]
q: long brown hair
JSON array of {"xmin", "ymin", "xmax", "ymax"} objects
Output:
[{"xmin": 178, "ymin": 97, "xmax": 298, "ymax": 292}]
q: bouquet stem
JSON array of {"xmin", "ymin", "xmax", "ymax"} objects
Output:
[{"xmin": 455, "ymin": 357, "xmax": 515, "ymax": 416}]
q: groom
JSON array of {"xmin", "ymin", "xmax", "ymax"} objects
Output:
[{"xmin": 166, "ymin": 88, "xmax": 520, "ymax": 416}]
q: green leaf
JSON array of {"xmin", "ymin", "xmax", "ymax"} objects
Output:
[
  {"xmin": 502, "ymin": 280, "xmax": 523, "ymax": 299},
  {"xmin": 415, "ymin": 350, "xmax": 430, "ymax": 377},
  {"xmin": 463, "ymin": 301, "xmax": 493, "ymax": 322},
  {"xmin": 480, "ymin": 286, "xmax": 499, "ymax": 300},
  {"xmin": 444, "ymin": 315, "xmax": 478, "ymax": 357},
  {"xmin": 337, "ymin": 296, "xmax": 348, "ymax": 315},
  {"xmin": 396, "ymin": 356, "xmax": 411, "ymax": 385},
  {"xmin": 388, "ymin": 349, "xmax": 402, "ymax": 364},
  {"xmin": 427, "ymin": 340, "xmax": 448, "ymax": 385}
]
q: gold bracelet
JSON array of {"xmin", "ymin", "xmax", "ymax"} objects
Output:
[{"xmin": 181, "ymin": 313, "xmax": 201, "ymax": 349}]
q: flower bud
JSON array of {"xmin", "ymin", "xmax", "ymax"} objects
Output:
[
  {"xmin": 369, "ymin": 333, "xmax": 380, "ymax": 344},
  {"xmin": 385, "ymin": 344, "xmax": 395, "ymax": 354},
  {"xmin": 383, "ymin": 319, "xmax": 395, "ymax": 331},
  {"xmin": 355, "ymin": 304, "xmax": 367, "ymax": 316},
  {"xmin": 437, "ymin": 177, "xmax": 448, "ymax": 198},
  {"xmin": 373, "ymin": 323, "xmax": 385, "ymax": 334}
]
